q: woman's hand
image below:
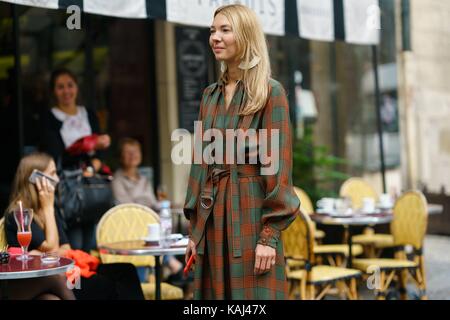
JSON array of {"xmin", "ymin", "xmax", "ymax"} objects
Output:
[
  {"xmin": 91, "ymin": 158, "xmax": 102, "ymax": 172},
  {"xmin": 254, "ymin": 244, "xmax": 276, "ymax": 275},
  {"xmin": 95, "ymin": 134, "xmax": 111, "ymax": 150},
  {"xmin": 185, "ymin": 239, "xmax": 197, "ymax": 264},
  {"xmin": 36, "ymin": 177, "xmax": 55, "ymax": 210},
  {"xmin": 57, "ymin": 244, "xmax": 71, "ymax": 257}
]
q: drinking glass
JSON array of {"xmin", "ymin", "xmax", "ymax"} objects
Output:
[
  {"xmin": 157, "ymin": 184, "xmax": 168, "ymax": 201},
  {"xmin": 13, "ymin": 208, "xmax": 33, "ymax": 261}
]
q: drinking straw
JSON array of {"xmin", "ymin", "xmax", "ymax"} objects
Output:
[{"xmin": 18, "ymin": 200, "xmax": 24, "ymax": 232}]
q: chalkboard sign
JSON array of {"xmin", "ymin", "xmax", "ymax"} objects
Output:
[{"xmin": 176, "ymin": 26, "xmax": 210, "ymax": 133}]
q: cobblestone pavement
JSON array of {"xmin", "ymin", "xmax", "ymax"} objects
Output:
[
  {"xmin": 327, "ymin": 235, "xmax": 450, "ymax": 300},
  {"xmin": 423, "ymin": 235, "xmax": 450, "ymax": 300}
]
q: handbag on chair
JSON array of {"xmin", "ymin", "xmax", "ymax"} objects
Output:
[
  {"xmin": 57, "ymin": 168, "xmax": 114, "ymax": 228},
  {"xmin": 56, "ymin": 134, "xmax": 114, "ymax": 229}
]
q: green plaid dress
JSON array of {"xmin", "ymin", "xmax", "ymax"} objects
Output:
[{"xmin": 184, "ymin": 78, "xmax": 300, "ymax": 300}]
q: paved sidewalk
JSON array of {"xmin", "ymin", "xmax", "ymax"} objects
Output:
[
  {"xmin": 357, "ymin": 235, "xmax": 450, "ymax": 300},
  {"xmin": 424, "ymin": 235, "xmax": 450, "ymax": 300}
]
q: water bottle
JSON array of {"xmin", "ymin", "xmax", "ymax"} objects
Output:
[{"xmin": 159, "ymin": 200, "xmax": 172, "ymax": 248}]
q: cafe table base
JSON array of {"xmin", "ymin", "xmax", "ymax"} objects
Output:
[
  {"xmin": 155, "ymin": 255, "xmax": 161, "ymax": 300},
  {"xmin": 98, "ymin": 240, "xmax": 187, "ymax": 300},
  {"xmin": 311, "ymin": 213, "xmax": 394, "ymax": 268},
  {"xmin": 0, "ymin": 280, "xmax": 8, "ymax": 300},
  {"xmin": 346, "ymin": 226, "xmax": 354, "ymax": 268}
]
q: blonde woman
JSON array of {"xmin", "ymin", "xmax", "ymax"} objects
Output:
[{"xmin": 184, "ymin": 4, "xmax": 300, "ymax": 299}]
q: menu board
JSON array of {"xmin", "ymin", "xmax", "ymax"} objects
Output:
[{"xmin": 175, "ymin": 26, "xmax": 210, "ymax": 133}]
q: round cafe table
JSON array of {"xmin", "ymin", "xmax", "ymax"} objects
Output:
[
  {"xmin": 310, "ymin": 211, "xmax": 393, "ymax": 268},
  {"xmin": 98, "ymin": 240, "xmax": 187, "ymax": 300},
  {"xmin": 0, "ymin": 255, "xmax": 74, "ymax": 300}
]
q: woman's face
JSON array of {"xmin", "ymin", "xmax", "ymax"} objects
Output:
[
  {"xmin": 209, "ymin": 13, "xmax": 239, "ymax": 63},
  {"xmin": 43, "ymin": 160, "xmax": 60, "ymax": 184},
  {"xmin": 53, "ymin": 74, "xmax": 78, "ymax": 107},
  {"xmin": 121, "ymin": 144, "xmax": 142, "ymax": 170}
]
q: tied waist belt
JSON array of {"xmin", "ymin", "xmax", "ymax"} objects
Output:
[
  {"xmin": 198, "ymin": 164, "xmax": 260, "ymax": 258},
  {"xmin": 200, "ymin": 165, "xmax": 260, "ymax": 209}
]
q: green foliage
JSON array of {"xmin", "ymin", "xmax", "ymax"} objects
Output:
[{"xmin": 292, "ymin": 126, "xmax": 350, "ymax": 206}]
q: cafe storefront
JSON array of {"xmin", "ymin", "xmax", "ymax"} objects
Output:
[{"xmin": 0, "ymin": 0, "xmax": 400, "ymax": 211}]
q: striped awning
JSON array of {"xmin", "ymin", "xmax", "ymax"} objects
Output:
[{"xmin": 1, "ymin": 0, "xmax": 380, "ymax": 45}]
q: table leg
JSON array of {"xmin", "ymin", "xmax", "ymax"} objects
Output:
[
  {"xmin": 347, "ymin": 226, "xmax": 353, "ymax": 268},
  {"xmin": 0, "ymin": 280, "xmax": 8, "ymax": 300},
  {"xmin": 155, "ymin": 255, "xmax": 161, "ymax": 300},
  {"xmin": 177, "ymin": 213, "xmax": 182, "ymax": 234}
]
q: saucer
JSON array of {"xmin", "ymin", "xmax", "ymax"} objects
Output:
[
  {"xmin": 316, "ymin": 208, "xmax": 334, "ymax": 214},
  {"xmin": 142, "ymin": 236, "xmax": 161, "ymax": 242},
  {"xmin": 360, "ymin": 208, "xmax": 381, "ymax": 215},
  {"xmin": 40, "ymin": 254, "xmax": 60, "ymax": 264},
  {"xmin": 377, "ymin": 204, "xmax": 393, "ymax": 210}
]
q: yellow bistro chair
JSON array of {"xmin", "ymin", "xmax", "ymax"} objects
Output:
[
  {"xmin": 283, "ymin": 208, "xmax": 307, "ymax": 271},
  {"xmin": 340, "ymin": 178, "xmax": 393, "ymax": 256},
  {"xmin": 293, "ymin": 187, "xmax": 326, "ymax": 242},
  {"xmin": 0, "ymin": 218, "xmax": 7, "ymax": 249},
  {"xmin": 285, "ymin": 211, "xmax": 362, "ymax": 300},
  {"xmin": 293, "ymin": 187, "xmax": 363, "ymax": 266},
  {"xmin": 352, "ymin": 191, "xmax": 428, "ymax": 300},
  {"xmin": 339, "ymin": 177, "xmax": 378, "ymax": 210},
  {"xmin": 96, "ymin": 203, "xmax": 183, "ymax": 300}
]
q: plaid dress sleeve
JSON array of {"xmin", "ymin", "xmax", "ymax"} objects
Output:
[
  {"xmin": 257, "ymin": 79, "xmax": 301, "ymax": 249},
  {"xmin": 183, "ymin": 84, "xmax": 216, "ymax": 235}
]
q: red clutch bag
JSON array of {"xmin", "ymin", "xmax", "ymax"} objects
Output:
[{"xmin": 66, "ymin": 134, "xmax": 98, "ymax": 156}]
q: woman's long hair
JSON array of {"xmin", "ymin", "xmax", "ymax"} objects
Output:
[
  {"xmin": 6, "ymin": 153, "xmax": 53, "ymax": 217},
  {"xmin": 214, "ymin": 4, "xmax": 271, "ymax": 115}
]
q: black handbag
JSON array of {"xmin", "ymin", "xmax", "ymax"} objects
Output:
[{"xmin": 57, "ymin": 169, "xmax": 114, "ymax": 228}]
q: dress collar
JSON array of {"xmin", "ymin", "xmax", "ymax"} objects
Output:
[{"xmin": 217, "ymin": 77, "xmax": 242, "ymax": 89}]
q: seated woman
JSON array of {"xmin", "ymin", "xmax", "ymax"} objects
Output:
[
  {"xmin": 4, "ymin": 152, "xmax": 144, "ymax": 300},
  {"xmin": 112, "ymin": 138, "xmax": 159, "ymax": 210},
  {"xmin": 112, "ymin": 138, "xmax": 184, "ymax": 283}
]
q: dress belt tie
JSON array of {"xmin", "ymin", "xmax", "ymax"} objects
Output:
[{"xmin": 200, "ymin": 164, "xmax": 260, "ymax": 258}]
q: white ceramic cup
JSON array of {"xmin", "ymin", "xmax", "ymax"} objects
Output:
[
  {"xmin": 362, "ymin": 197, "xmax": 376, "ymax": 213},
  {"xmin": 147, "ymin": 223, "xmax": 161, "ymax": 241},
  {"xmin": 379, "ymin": 193, "xmax": 393, "ymax": 208},
  {"xmin": 335, "ymin": 199, "xmax": 351, "ymax": 215},
  {"xmin": 317, "ymin": 198, "xmax": 335, "ymax": 212}
]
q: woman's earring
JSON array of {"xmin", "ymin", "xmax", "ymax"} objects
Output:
[
  {"xmin": 238, "ymin": 56, "xmax": 261, "ymax": 70},
  {"xmin": 220, "ymin": 61, "xmax": 227, "ymax": 73}
]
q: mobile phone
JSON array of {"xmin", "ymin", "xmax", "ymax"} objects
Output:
[{"xmin": 28, "ymin": 170, "xmax": 58, "ymax": 188}]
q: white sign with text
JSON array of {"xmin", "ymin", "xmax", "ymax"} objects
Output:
[
  {"xmin": 297, "ymin": 0, "xmax": 335, "ymax": 42},
  {"xmin": 344, "ymin": 0, "xmax": 380, "ymax": 45},
  {"xmin": 166, "ymin": 0, "xmax": 285, "ymax": 36},
  {"xmin": 84, "ymin": 0, "xmax": 147, "ymax": 19},
  {"xmin": 1, "ymin": 0, "xmax": 58, "ymax": 9}
]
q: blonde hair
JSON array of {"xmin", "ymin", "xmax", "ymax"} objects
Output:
[
  {"xmin": 214, "ymin": 4, "xmax": 271, "ymax": 115},
  {"xmin": 6, "ymin": 153, "xmax": 53, "ymax": 217}
]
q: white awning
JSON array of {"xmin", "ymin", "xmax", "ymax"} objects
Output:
[
  {"xmin": 166, "ymin": 0, "xmax": 285, "ymax": 36},
  {"xmin": 297, "ymin": 0, "xmax": 380, "ymax": 44},
  {"xmin": 1, "ymin": 0, "xmax": 59, "ymax": 9},
  {"xmin": 1, "ymin": 0, "xmax": 381, "ymax": 44}
]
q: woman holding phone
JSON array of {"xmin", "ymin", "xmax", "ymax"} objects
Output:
[
  {"xmin": 4, "ymin": 153, "xmax": 144, "ymax": 300},
  {"xmin": 2, "ymin": 154, "xmax": 75, "ymax": 300}
]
